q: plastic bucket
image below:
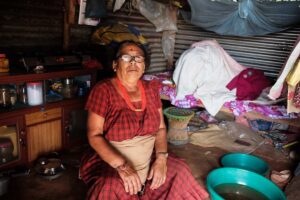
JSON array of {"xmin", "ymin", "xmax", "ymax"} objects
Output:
[{"xmin": 206, "ymin": 167, "xmax": 286, "ymax": 200}]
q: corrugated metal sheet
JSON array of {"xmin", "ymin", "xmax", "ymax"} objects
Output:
[
  {"xmin": 175, "ymin": 17, "xmax": 300, "ymax": 78},
  {"xmin": 1, "ymin": 1, "xmax": 298, "ymax": 77},
  {"xmin": 0, "ymin": 0, "xmax": 64, "ymax": 54},
  {"xmin": 104, "ymin": 9, "xmax": 300, "ymax": 77},
  {"xmin": 99, "ymin": 10, "xmax": 166, "ymax": 73}
]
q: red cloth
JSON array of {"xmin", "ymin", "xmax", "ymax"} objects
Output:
[
  {"xmin": 85, "ymin": 79, "xmax": 162, "ymax": 141},
  {"xmin": 226, "ymin": 68, "xmax": 271, "ymax": 100},
  {"xmin": 81, "ymin": 79, "xmax": 209, "ymax": 200},
  {"xmin": 80, "ymin": 150, "xmax": 209, "ymax": 200}
]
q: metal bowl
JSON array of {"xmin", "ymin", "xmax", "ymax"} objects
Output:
[{"xmin": 35, "ymin": 158, "xmax": 65, "ymax": 180}]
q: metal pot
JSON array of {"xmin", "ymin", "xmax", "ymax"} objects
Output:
[
  {"xmin": 0, "ymin": 138, "xmax": 14, "ymax": 163},
  {"xmin": 35, "ymin": 158, "xmax": 65, "ymax": 180}
]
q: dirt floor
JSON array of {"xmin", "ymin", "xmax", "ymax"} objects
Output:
[{"xmin": 1, "ymin": 141, "xmax": 299, "ymax": 200}]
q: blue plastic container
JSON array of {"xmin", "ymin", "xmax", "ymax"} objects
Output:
[
  {"xmin": 206, "ymin": 167, "xmax": 286, "ymax": 200},
  {"xmin": 221, "ymin": 153, "xmax": 269, "ymax": 176}
]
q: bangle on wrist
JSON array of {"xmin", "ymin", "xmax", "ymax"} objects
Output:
[
  {"xmin": 115, "ymin": 161, "xmax": 127, "ymax": 171},
  {"xmin": 156, "ymin": 152, "xmax": 168, "ymax": 158}
]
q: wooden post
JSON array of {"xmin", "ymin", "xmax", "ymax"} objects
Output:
[
  {"xmin": 63, "ymin": 0, "xmax": 70, "ymax": 51},
  {"xmin": 68, "ymin": 0, "xmax": 76, "ymax": 24}
]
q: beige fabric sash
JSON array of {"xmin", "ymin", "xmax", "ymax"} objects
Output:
[{"xmin": 110, "ymin": 135, "xmax": 155, "ymax": 184}]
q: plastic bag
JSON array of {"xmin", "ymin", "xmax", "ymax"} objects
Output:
[
  {"xmin": 190, "ymin": 121, "xmax": 265, "ymax": 154},
  {"xmin": 218, "ymin": 121, "xmax": 265, "ymax": 153},
  {"xmin": 85, "ymin": 0, "xmax": 107, "ymax": 18},
  {"xmin": 138, "ymin": 0, "xmax": 177, "ymax": 32}
]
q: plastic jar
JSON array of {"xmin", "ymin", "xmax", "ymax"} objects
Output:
[
  {"xmin": 26, "ymin": 82, "xmax": 43, "ymax": 106},
  {"xmin": 9, "ymin": 89, "xmax": 17, "ymax": 106},
  {"xmin": 0, "ymin": 54, "xmax": 9, "ymax": 73}
]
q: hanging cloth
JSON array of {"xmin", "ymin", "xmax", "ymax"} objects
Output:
[
  {"xmin": 181, "ymin": 0, "xmax": 300, "ymax": 36},
  {"xmin": 268, "ymin": 39, "xmax": 300, "ymax": 100}
]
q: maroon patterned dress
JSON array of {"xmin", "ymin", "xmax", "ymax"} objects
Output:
[{"xmin": 80, "ymin": 79, "xmax": 209, "ymax": 200}]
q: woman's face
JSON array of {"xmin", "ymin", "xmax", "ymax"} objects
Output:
[{"xmin": 113, "ymin": 44, "xmax": 145, "ymax": 83}]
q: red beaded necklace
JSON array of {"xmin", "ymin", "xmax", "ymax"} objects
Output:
[{"xmin": 115, "ymin": 78, "xmax": 147, "ymax": 112}]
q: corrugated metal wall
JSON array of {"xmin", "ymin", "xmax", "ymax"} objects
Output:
[
  {"xmin": 107, "ymin": 9, "xmax": 300, "ymax": 77},
  {"xmin": 175, "ymin": 17, "xmax": 300, "ymax": 78},
  {"xmin": 0, "ymin": 0, "xmax": 64, "ymax": 54},
  {"xmin": 0, "ymin": 2, "xmax": 166, "ymax": 73},
  {"xmin": 0, "ymin": 1, "xmax": 299, "ymax": 77}
]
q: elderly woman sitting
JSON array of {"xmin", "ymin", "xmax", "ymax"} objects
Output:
[{"xmin": 80, "ymin": 41, "xmax": 209, "ymax": 200}]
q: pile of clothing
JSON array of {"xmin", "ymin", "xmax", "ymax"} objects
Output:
[{"xmin": 173, "ymin": 39, "xmax": 270, "ymax": 116}]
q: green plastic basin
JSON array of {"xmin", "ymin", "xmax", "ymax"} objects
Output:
[
  {"xmin": 206, "ymin": 167, "xmax": 286, "ymax": 200},
  {"xmin": 221, "ymin": 153, "xmax": 269, "ymax": 176}
]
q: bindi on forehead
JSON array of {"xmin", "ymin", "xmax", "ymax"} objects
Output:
[{"xmin": 121, "ymin": 45, "xmax": 144, "ymax": 56}]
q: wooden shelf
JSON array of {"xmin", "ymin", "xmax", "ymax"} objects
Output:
[
  {"xmin": 0, "ymin": 68, "xmax": 97, "ymax": 84},
  {"xmin": 0, "ymin": 98, "xmax": 86, "ymax": 119},
  {"xmin": 0, "ymin": 68, "xmax": 98, "ymax": 118}
]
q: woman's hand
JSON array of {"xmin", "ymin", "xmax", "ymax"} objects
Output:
[
  {"xmin": 116, "ymin": 162, "xmax": 142, "ymax": 195},
  {"xmin": 147, "ymin": 156, "xmax": 168, "ymax": 190}
]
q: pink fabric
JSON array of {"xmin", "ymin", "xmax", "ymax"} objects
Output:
[
  {"xmin": 227, "ymin": 68, "xmax": 271, "ymax": 100},
  {"xmin": 224, "ymin": 101, "xmax": 300, "ymax": 119}
]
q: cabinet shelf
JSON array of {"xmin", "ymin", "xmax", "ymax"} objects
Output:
[
  {"xmin": 0, "ymin": 68, "xmax": 97, "ymax": 84},
  {"xmin": 0, "ymin": 68, "xmax": 97, "ymax": 115},
  {"xmin": 0, "ymin": 68, "xmax": 98, "ymax": 169},
  {"xmin": 0, "ymin": 97, "xmax": 86, "ymax": 118}
]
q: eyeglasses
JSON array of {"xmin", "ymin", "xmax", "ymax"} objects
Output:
[{"xmin": 118, "ymin": 54, "xmax": 145, "ymax": 63}]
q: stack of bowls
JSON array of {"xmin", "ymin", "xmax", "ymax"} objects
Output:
[{"xmin": 206, "ymin": 153, "xmax": 286, "ymax": 200}]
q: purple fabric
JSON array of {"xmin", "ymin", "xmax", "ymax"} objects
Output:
[
  {"xmin": 143, "ymin": 73, "xmax": 300, "ymax": 119},
  {"xmin": 224, "ymin": 101, "xmax": 300, "ymax": 119}
]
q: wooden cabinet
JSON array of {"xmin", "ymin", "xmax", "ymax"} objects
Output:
[
  {"xmin": 25, "ymin": 108, "xmax": 62, "ymax": 162},
  {"xmin": 63, "ymin": 102, "xmax": 87, "ymax": 148},
  {"xmin": 0, "ymin": 68, "xmax": 98, "ymax": 169}
]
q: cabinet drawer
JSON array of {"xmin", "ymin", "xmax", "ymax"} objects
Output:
[{"xmin": 25, "ymin": 108, "xmax": 62, "ymax": 126}]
